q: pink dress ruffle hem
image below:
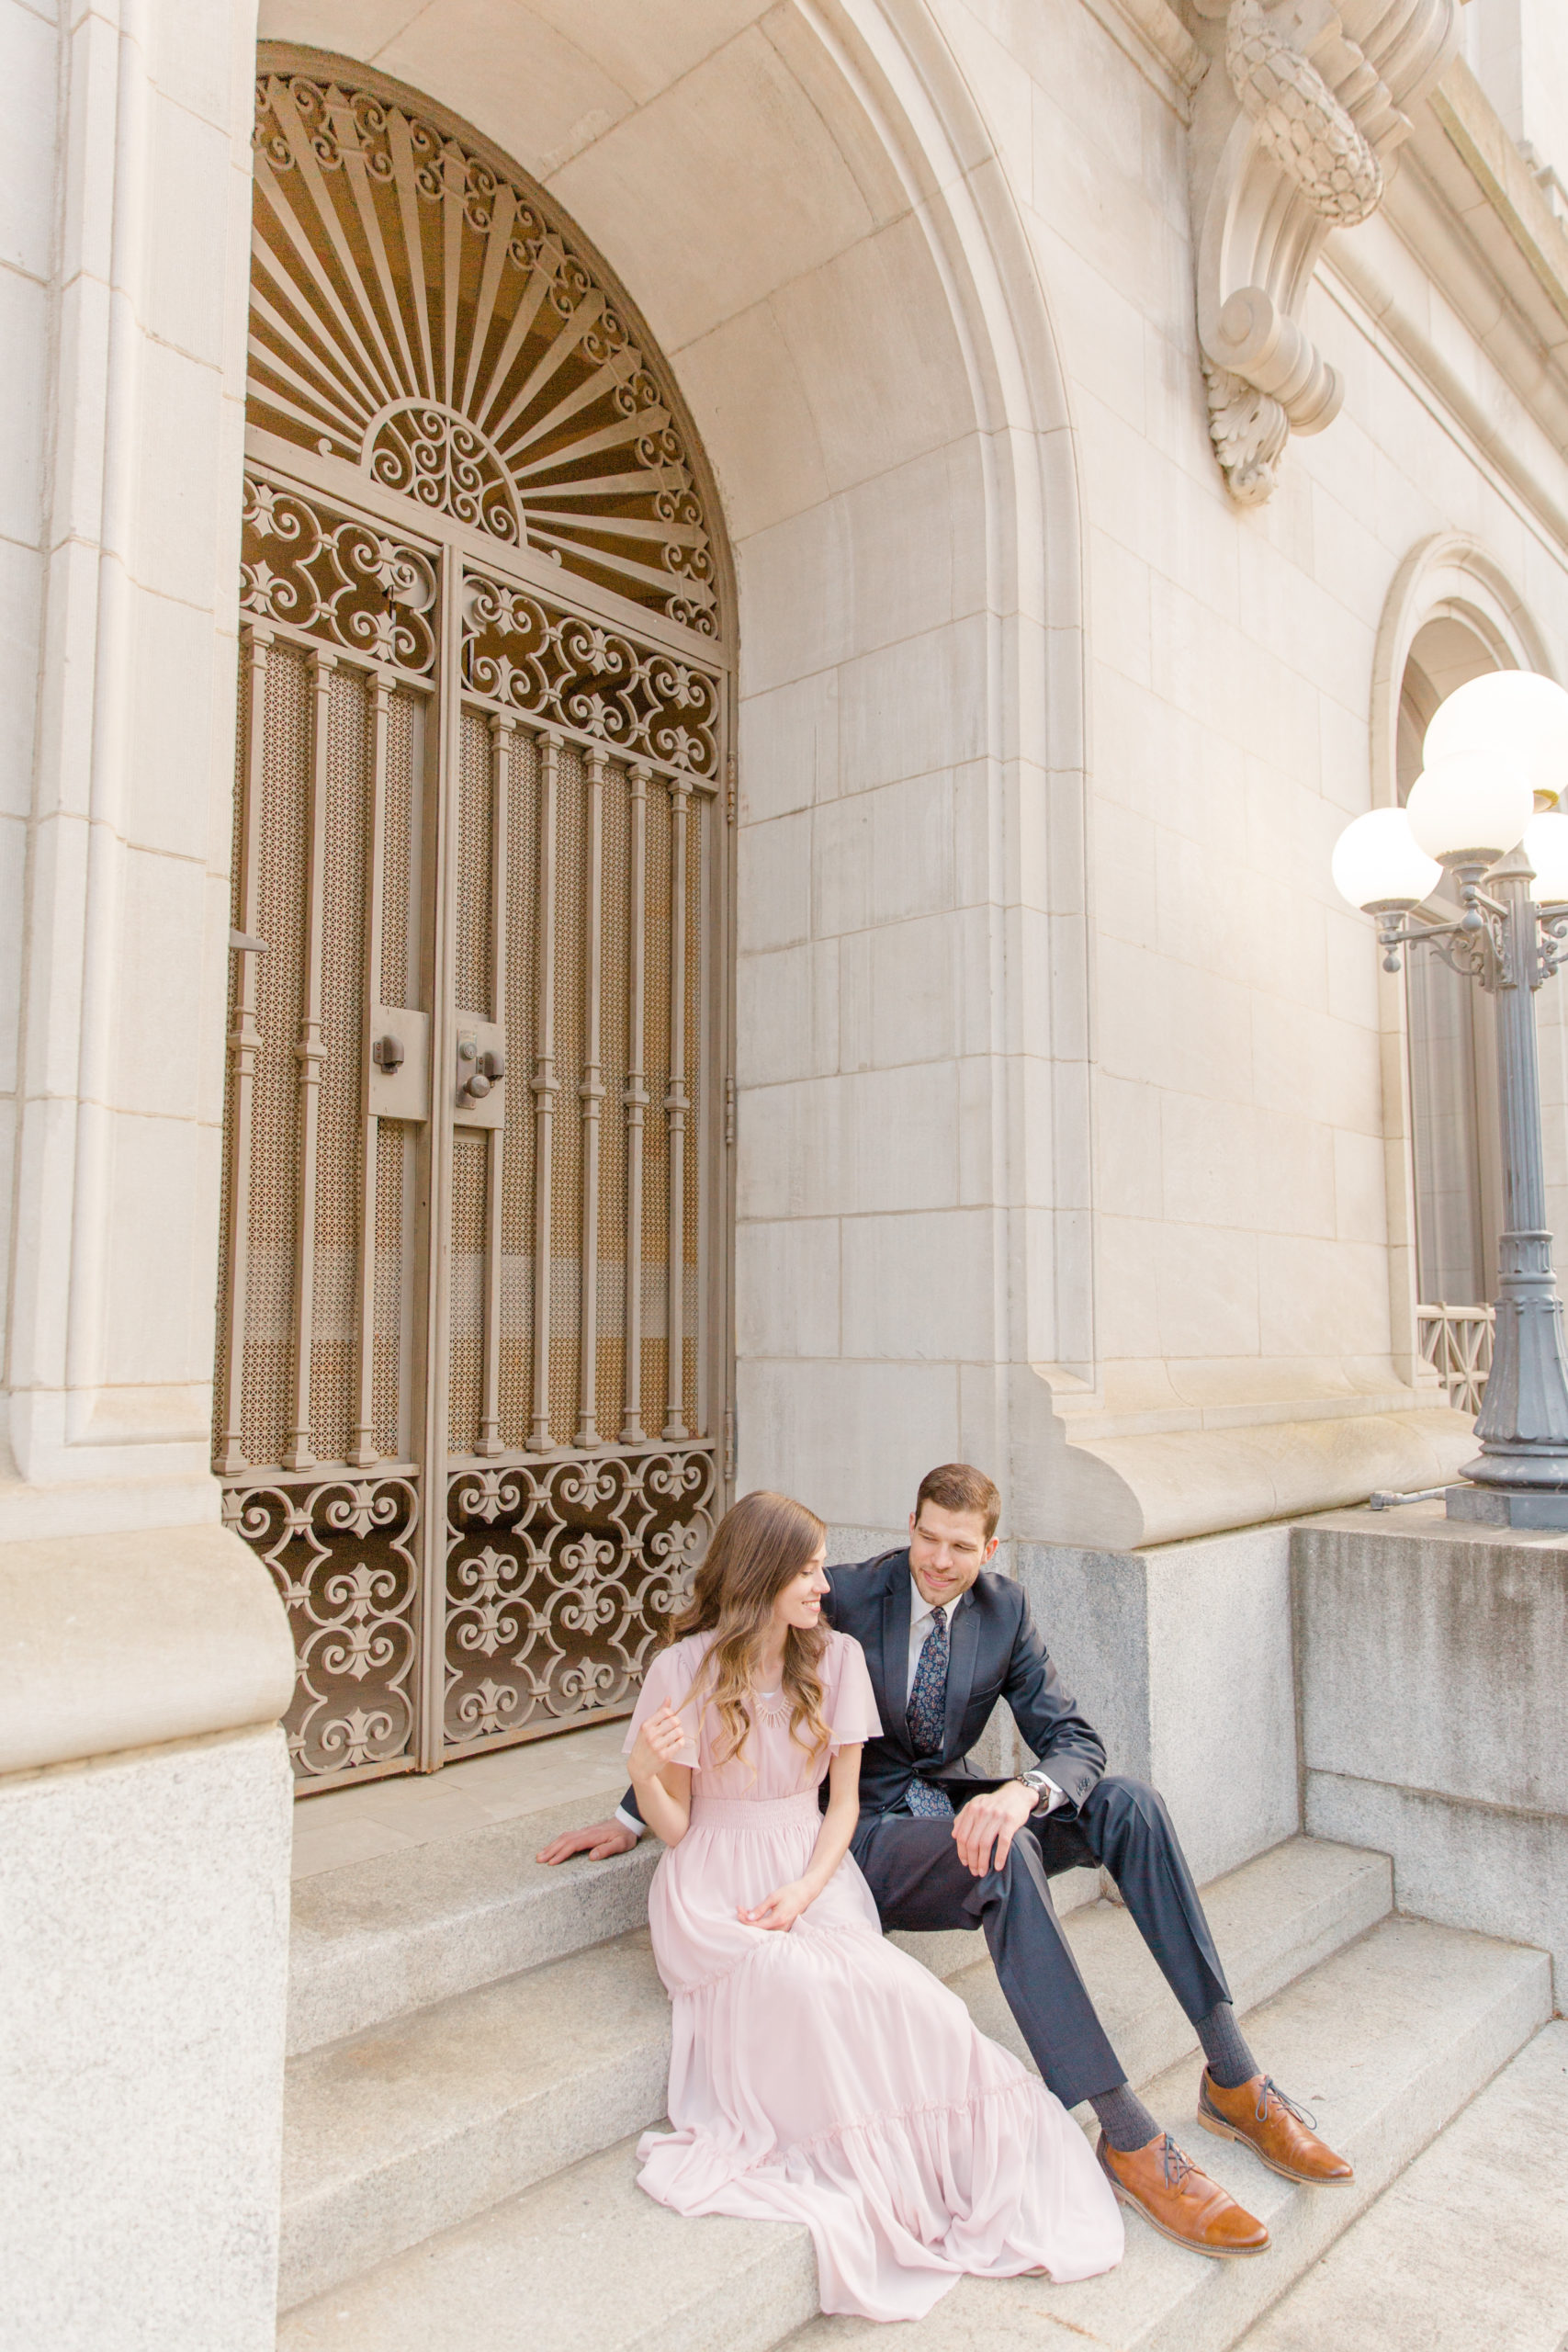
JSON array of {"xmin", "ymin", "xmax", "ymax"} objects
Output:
[{"xmin": 624, "ymin": 1629, "xmax": 1123, "ymax": 2323}]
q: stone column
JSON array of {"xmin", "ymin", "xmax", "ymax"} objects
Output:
[{"xmin": 0, "ymin": 1, "xmax": 297, "ymax": 2344}]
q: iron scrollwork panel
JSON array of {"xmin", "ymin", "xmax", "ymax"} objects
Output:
[
  {"xmin": 241, "ymin": 472, "xmax": 439, "ymax": 676},
  {"xmin": 461, "ymin": 569, "xmax": 720, "ymax": 780},
  {"xmin": 224, "ymin": 1474, "xmax": 421, "ymax": 1781},
  {"xmin": 444, "ymin": 1445, "xmax": 715, "ymax": 1749}
]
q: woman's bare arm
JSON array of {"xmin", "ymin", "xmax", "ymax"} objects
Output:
[{"xmin": 626, "ymin": 1700, "xmax": 694, "ymax": 1846}]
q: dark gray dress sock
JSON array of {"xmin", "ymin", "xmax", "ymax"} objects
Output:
[
  {"xmin": 1089, "ymin": 2083, "xmax": 1161, "ymax": 2153},
  {"xmin": 1197, "ymin": 2000, "xmax": 1258, "ymax": 2090}
]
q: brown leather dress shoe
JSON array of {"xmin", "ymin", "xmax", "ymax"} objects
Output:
[
  {"xmin": 1198, "ymin": 2071, "xmax": 1355, "ymax": 2184},
  {"xmin": 1097, "ymin": 2131, "xmax": 1270, "ymax": 2257}
]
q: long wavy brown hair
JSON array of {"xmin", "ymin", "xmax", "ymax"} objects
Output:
[{"xmin": 671, "ymin": 1489, "xmax": 831, "ymax": 1769}]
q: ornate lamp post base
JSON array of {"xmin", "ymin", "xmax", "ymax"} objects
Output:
[{"xmin": 1446, "ymin": 1484, "xmax": 1568, "ymax": 1528}]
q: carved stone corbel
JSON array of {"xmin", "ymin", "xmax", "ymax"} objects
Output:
[{"xmin": 1188, "ymin": 0, "xmax": 1460, "ymax": 502}]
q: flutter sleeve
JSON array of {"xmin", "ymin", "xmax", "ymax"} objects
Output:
[
  {"xmin": 621, "ymin": 1642, "xmax": 701, "ymax": 1766},
  {"xmin": 826, "ymin": 1633, "xmax": 882, "ymax": 1751}
]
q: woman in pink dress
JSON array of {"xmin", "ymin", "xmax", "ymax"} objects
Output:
[{"xmin": 624, "ymin": 1488, "xmax": 1123, "ymax": 2324}]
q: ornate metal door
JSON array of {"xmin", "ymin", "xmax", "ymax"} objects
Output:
[{"xmin": 217, "ymin": 59, "xmax": 730, "ymax": 1789}]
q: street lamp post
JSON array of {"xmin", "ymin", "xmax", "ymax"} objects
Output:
[{"xmin": 1334, "ymin": 669, "xmax": 1568, "ymax": 1529}]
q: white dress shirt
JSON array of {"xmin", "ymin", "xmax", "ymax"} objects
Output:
[{"xmin": 617, "ymin": 1570, "xmax": 1064, "ymax": 1837}]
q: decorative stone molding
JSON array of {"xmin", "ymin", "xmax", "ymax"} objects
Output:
[
  {"xmin": 1187, "ymin": 0, "xmax": 1460, "ymax": 502},
  {"xmin": 0, "ymin": 1522, "xmax": 295, "ymax": 1777},
  {"xmin": 1018, "ymin": 1385, "xmax": 1474, "ymax": 1551}
]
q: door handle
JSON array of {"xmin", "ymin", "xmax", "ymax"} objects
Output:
[
  {"xmin": 457, "ymin": 1037, "xmax": 489, "ymax": 1101},
  {"xmin": 455, "ymin": 1029, "xmax": 507, "ymax": 1124}
]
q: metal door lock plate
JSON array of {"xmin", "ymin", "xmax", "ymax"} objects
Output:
[
  {"xmin": 367, "ymin": 1005, "xmax": 430, "ymax": 1122},
  {"xmin": 455, "ymin": 1020, "xmax": 507, "ymax": 1128}
]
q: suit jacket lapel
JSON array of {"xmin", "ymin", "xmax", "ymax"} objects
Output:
[
  {"xmin": 942, "ymin": 1588, "xmax": 981, "ymax": 1762},
  {"xmin": 874, "ymin": 1557, "xmax": 912, "ymax": 1753}
]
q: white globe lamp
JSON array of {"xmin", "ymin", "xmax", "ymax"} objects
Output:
[
  {"xmin": 1525, "ymin": 811, "xmax": 1568, "ymax": 907},
  {"xmin": 1330, "ymin": 807, "xmax": 1442, "ymax": 912},
  {"xmin": 1404, "ymin": 748, "xmax": 1533, "ymax": 866},
  {"xmin": 1423, "ymin": 670, "xmax": 1568, "ymax": 808}
]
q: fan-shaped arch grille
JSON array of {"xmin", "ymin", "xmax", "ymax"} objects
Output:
[{"xmin": 250, "ymin": 69, "xmax": 718, "ymax": 634}]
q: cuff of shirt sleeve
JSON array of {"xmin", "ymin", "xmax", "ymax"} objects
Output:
[{"xmin": 614, "ymin": 1805, "xmax": 645, "ymax": 1839}]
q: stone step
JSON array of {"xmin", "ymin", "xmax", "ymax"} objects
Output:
[
  {"xmin": 778, "ymin": 1919, "xmax": 1552, "ymax": 2352},
  {"xmin": 278, "ymin": 1837, "xmax": 1390, "ymax": 2312},
  {"xmin": 277, "ymin": 1913, "xmax": 1550, "ymax": 2352},
  {"xmin": 279, "ymin": 2131, "xmax": 820, "ymax": 2352},
  {"xmin": 286, "ymin": 1792, "xmax": 1101, "ymax": 2060},
  {"xmin": 1234, "ymin": 2019, "xmax": 1568, "ymax": 2352},
  {"xmin": 287, "ymin": 1796, "xmax": 659, "ymax": 2057}
]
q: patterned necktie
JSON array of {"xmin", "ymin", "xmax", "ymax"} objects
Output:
[{"xmin": 905, "ymin": 1604, "xmax": 953, "ymax": 1818}]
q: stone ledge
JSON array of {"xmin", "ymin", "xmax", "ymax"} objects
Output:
[
  {"xmin": 1034, "ymin": 1405, "xmax": 1475, "ymax": 1551},
  {"xmin": 0, "ymin": 1520, "xmax": 295, "ymax": 1776}
]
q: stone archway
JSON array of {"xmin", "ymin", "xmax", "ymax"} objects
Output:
[{"xmin": 253, "ymin": 1, "xmax": 1094, "ymax": 1544}]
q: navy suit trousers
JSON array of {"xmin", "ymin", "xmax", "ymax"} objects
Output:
[{"xmin": 850, "ymin": 1774, "xmax": 1231, "ymax": 2110}]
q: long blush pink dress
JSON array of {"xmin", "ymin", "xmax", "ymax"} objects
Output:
[{"xmin": 624, "ymin": 1628, "xmax": 1123, "ymax": 2323}]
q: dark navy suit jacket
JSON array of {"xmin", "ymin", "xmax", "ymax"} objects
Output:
[{"xmin": 620, "ymin": 1547, "xmax": 1106, "ymax": 1829}]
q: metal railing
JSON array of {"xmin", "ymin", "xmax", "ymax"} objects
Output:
[{"xmin": 1416, "ymin": 1303, "xmax": 1495, "ymax": 1415}]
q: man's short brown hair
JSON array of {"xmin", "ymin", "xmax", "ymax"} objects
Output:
[{"xmin": 914, "ymin": 1463, "xmax": 1001, "ymax": 1541}]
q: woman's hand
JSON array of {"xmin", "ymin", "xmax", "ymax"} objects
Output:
[
  {"xmin": 627, "ymin": 1699, "xmax": 689, "ymax": 1786},
  {"xmin": 739, "ymin": 1878, "xmax": 816, "ymax": 1933}
]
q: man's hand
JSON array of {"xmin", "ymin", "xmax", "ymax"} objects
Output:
[
  {"xmin": 952, "ymin": 1781, "xmax": 1037, "ymax": 1876},
  {"xmin": 536, "ymin": 1818, "xmax": 637, "ymax": 1865}
]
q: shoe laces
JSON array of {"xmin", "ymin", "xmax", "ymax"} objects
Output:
[
  {"xmin": 1256, "ymin": 2076, "xmax": 1317, "ymax": 2132},
  {"xmin": 1159, "ymin": 2133, "xmax": 1197, "ymax": 2191}
]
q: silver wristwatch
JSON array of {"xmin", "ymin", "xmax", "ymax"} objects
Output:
[{"xmin": 1013, "ymin": 1765, "xmax": 1055, "ymax": 1812}]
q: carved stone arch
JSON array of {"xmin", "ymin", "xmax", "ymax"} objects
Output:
[{"xmin": 1369, "ymin": 533, "xmax": 1560, "ymax": 810}]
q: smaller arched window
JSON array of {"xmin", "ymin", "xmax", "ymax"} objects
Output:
[{"xmin": 1371, "ymin": 536, "xmax": 1561, "ymax": 1408}]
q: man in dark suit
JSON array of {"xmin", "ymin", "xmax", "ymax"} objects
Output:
[{"xmin": 539, "ymin": 1462, "xmax": 1350, "ymax": 2256}]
